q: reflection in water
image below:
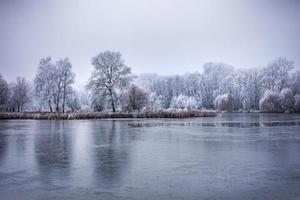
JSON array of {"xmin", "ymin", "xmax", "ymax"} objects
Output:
[
  {"xmin": 128, "ymin": 120, "xmax": 300, "ymax": 128},
  {"xmin": 34, "ymin": 121, "xmax": 72, "ymax": 169},
  {"xmin": 91, "ymin": 121, "xmax": 130, "ymax": 185},
  {"xmin": 0, "ymin": 122, "xmax": 8, "ymax": 163},
  {"xmin": 0, "ymin": 113, "xmax": 299, "ymax": 200},
  {"xmin": 33, "ymin": 120, "xmax": 131, "ymax": 188}
]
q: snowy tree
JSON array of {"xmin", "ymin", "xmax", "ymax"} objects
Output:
[
  {"xmin": 259, "ymin": 90, "xmax": 282, "ymax": 112},
  {"xmin": 186, "ymin": 96, "xmax": 197, "ymax": 110},
  {"xmin": 184, "ymin": 73, "xmax": 202, "ymax": 108},
  {"xmin": 291, "ymin": 70, "xmax": 300, "ymax": 95},
  {"xmin": 56, "ymin": 58, "xmax": 75, "ymax": 113},
  {"xmin": 146, "ymin": 92, "xmax": 163, "ymax": 111},
  {"xmin": 217, "ymin": 71, "xmax": 244, "ymax": 110},
  {"xmin": 170, "ymin": 94, "xmax": 188, "ymax": 109},
  {"xmin": 10, "ymin": 77, "xmax": 30, "ymax": 112},
  {"xmin": 279, "ymin": 88, "xmax": 294, "ymax": 113},
  {"xmin": 34, "ymin": 57, "xmax": 57, "ymax": 112},
  {"xmin": 0, "ymin": 74, "xmax": 10, "ymax": 111},
  {"xmin": 240, "ymin": 69, "xmax": 261, "ymax": 110},
  {"xmin": 201, "ymin": 62, "xmax": 234, "ymax": 108},
  {"xmin": 169, "ymin": 94, "xmax": 196, "ymax": 110},
  {"xmin": 260, "ymin": 57, "xmax": 294, "ymax": 92},
  {"xmin": 214, "ymin": 93, "xmax": 234, "ymax": 112},
  {"xmin": 77, "ymin": 89, "xmax": 91, "ymax": 112},
  {"xmin": 34, "ymin": 57, "xmax": 75, "ymax": 112},
  {"xmin": 88, "ymin": 51, "xmax": 134, "ymax": 112}
]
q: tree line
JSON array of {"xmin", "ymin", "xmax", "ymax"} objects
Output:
[{"xmin": 0, "ymin": 51, "xmax": 300, "ymax": 113}]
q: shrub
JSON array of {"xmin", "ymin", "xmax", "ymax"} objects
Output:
[
  {"xmin": 170, "ymin": 95, "xmax": 197, "ymax": 110},
  {"xmin": 124, "ymin": 85, "xmax": 149, "ymax": 112},
  {"xmin": 259, "ymin": 90, "xmax": 282, "ymax": 112},
  {"xmin": 214, "ymin": 93, "xmax": 234, "ymax": 111}
]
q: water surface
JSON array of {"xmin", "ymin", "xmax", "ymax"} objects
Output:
[{"xmin": 0, "ymin": 113, "xmax": 300, "ymax": 200}]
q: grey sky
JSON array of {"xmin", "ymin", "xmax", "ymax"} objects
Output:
[{"xmin": 0, "ymin": 0, "xmax": 300, "ymax": 86}]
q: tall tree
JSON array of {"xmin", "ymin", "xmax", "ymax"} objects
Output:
[
  {"xmin": 88, "ymin": 51, "xmax": 134, "ymax": 112},
  {"xmin": 34, "ymin": 57, "xmax": 56, "ymax": 112},
  {"xmin": 56, "ymin": 58, "xmax": 75, "ymax": 113}
]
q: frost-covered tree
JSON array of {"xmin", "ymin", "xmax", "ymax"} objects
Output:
[
  {"xmin": 34, "ymin": 57, "xmax": 75, "ymax": 112},
  {"xmin": 186, "ymin": 96, "xmax": 197, "ymax": 110},
  {"xmin": 201, "ymin": 62, "xmax": 234, "ymax": 108},
  {"xmin": 10, "ymin": 77, "xmax": 30, "ymax": 112},
  {"xmin": 291, "ymin": 70, "xmax": 300, "ymax": 95},
  {"xmin": 217, "ymin": 71, "xmax": 244, "ymax": 110},
  {"xmin": 280, "ymin": 88, "xmax": 294, "ymax": 113},
  {"xmin": 34, "ymin": 57, "xmax": 57, "ymax": 112},
  {"xmin": 0, "ymin": 74, "xmax": 10, "ymax": 111},
  {"xmin": 214, "ymin": 94, "xmax": 234, "ymax": 112},
  {"xmin": 259, "ymin": 90, "xmax": 282, "ymax": 112},
  {"xmin": 170, "ymin": 94, "xmax": 188, "ymax": 109},
  {"xmin": 170, "ymin": 94, "xmax": 197, "ymax": 110},
  {"xmin": 56, "ymin": 58, "xmax": 75, "ymax": 113},
  {"xmin": 240, "ymin": 69, "xmax": 261, "ymax": 110},
  {"xmin": 146, "ymin": 92, "xmax": 163, "ymax": 111},
  {"xmin": 260, "ymin": 57, "xmax": 294, "ymax": 92},
  {"xmin": 77, "ymin": 89, "xmax": 91, "ymax": 112},
  {"xmin": 88, "ymin": 51, "xmax": 134, "ymax": 112},
  {"xmin": 184, "ymin": 72, "xmax": 202, "ymax": 108}
]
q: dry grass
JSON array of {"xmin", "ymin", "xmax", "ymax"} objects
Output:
[{"xmin": 0, "ymin": 110, "xmax": 216, "ymax": 120}]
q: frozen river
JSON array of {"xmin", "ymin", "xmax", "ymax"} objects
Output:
[{"xmin": 0, "ymin": 113, "xmax": 300, "ymax": 200}]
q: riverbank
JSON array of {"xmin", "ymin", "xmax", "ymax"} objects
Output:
[{"xmin": 0, "ymin": 110, "xmax": 216, "ymax": 120}]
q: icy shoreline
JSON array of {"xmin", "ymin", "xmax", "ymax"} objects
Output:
[{"xmin": 0, "ymin": 110, "xmax": 216, "ymax": 120}]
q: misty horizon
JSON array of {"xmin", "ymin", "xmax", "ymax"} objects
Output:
[{"xmin": 1, "ymin": 0, "xmax": 300, "ymax": 85}]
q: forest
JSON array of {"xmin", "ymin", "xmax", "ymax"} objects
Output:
[{"xmin": 1, "ymin": 51, "xmax": 300, "ymax": 114}]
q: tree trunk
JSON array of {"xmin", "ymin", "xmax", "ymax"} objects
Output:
[
  {"xmin": 62, "ymin": 85, "xmax": 66, "ymax": 113},
  {"xmin": 111, "ymin": 101, "xmax": 116, "ymax": 112},
  {"xmin": 48, "ymin": 99, "xmax": 53, "ymax": 112},
  {"xmin": 55, "ymin": 93, "xmax": 60, "ymax": 112},
  {"xmin": 62, "ymin": 98, "xmax": 65, "ymax": 113},
  {"xmin": 109, "ymin": 89, "xmax": 116, "ymax": 112},
  {"xmin": 55, "ymin": 104, "xmax": 59, "ymax": 112}
]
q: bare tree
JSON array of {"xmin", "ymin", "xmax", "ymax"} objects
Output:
[
  {"xmin": 88, "ymin": 51, "xmax": 134, "ymax": 112},
  {"xmin": 0, "ymin": 74, "xmax": 10, "ymax": 111},
  {"xmin": 125, "ymin": 84, "xmax": 148, "ymax": 112},
  {"xmin": 11, "ymin": 77, "xmax": 30, "ymax": 112}
]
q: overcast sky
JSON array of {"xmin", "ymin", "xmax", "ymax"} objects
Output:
[{"xmin": 0, "ymin": 0, "xmax": 299, "ymax": 85}]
